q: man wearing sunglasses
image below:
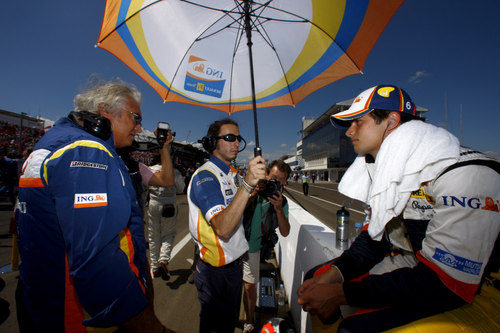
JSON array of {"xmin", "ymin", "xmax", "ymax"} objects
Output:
[
  {"xmin": 188, "ymin": 118, "xmax": 266, "ymax": 333},
  {"xmin": 16, "ymin": 79, "xmax": 173, "ymax": 332}
]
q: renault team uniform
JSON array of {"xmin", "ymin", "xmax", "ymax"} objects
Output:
[
  {"xmin": 306, "ymin": 148, "xmax": 500, "ymax": 331},
  {"xmin": 16, "ymin": 117, "xmax": 149, "ymax": 332},
  {"xmin": 188, "ymin": 155, "xmax": 248, "ymax": 332}
]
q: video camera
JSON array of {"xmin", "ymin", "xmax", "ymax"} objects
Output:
[
  {"xmin": 257, "ymin": 179, "xmax": 282, "ymax": 199},
  {"xmin": 156, "ymin": 122, "xmax": 176, "ymax": 146}
]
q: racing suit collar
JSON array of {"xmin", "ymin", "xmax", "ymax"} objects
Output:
[
  {"xmin": 209, "ymin": 155, "xmax": 232, "ymax": 175},
  {"xmin": 59, "ymin": 116, "xmax": 116, "ymax": 149}
]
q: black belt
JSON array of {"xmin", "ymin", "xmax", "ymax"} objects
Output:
[{"xmin": 201, "ymin": 255, "xmax": 243, "ymax": 269}]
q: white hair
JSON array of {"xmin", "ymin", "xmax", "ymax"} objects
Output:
[{"xmin": 73, "ymin": 78, "xmax": 142, "ymax": 115}]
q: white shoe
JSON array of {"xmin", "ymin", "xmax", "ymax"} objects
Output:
[{"xmin": 243, "ymin": 323, "xmax": 255, "ymax": 333}]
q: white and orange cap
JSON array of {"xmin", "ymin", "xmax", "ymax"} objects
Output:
[{"xmin": 330, "ymin": 85, "xmax": 417, "ymax": 128}]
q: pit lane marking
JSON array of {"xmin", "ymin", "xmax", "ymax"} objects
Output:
[
  {"xmin": 170, "ymin": 233, "xmax": 192, "ymax": 260},
  {"xmin": 285, "ymin": 188, "xmax": 365, "ymax": 215}
]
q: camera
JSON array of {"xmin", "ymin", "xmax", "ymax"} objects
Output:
[
  {"xmin": 156, "ymin": 122, "xmax": 176, "ymax": 146},
  {"xmin": 257, "ymin": 179, "xmax": 282, "ymax": 199}
]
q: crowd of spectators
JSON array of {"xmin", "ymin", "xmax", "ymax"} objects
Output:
[
  {"xmin": 0, "ymin": 119, "xmax": 204, "ymax": 204},
  {"xmin": 0, "ymin": 121, "xmax": 44, "ymax": 205},
  {"xmin": 0, "ymin": 121, "xmax": 44, "ymax": 159}
]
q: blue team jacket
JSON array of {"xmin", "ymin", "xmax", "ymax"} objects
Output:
[{"xmin": 16, "ymin": 117, "xmax": 148, "ymax": 331}]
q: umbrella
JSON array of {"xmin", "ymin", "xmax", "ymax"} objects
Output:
[{"xmin": 97, "ymin": 0, "xmax": 404, "ymax": 155}]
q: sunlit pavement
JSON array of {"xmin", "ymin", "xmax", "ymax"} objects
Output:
[{"xmin": 0, "ymin": 183, "xmax": 359, "ymax": 332}]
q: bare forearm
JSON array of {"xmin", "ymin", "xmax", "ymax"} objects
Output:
[
  {"xmin": 211, "ymin": 187, "xmax": 250, "ymax": 239},
  {"xmin": 150, "ymin": 148, "xmax": 175, "ymax": 187},
  {"xmin": 276, "ymin": 209, "xmax": 290, "ymax": 237}
]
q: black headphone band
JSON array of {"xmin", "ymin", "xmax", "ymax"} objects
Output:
[{"xmin": 69, "ymin": 111, "xmax": 112, "ymax": 141}]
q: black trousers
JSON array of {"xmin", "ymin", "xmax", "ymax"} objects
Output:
[
  {"xmin": 302, "ymin": 182, "xmax": 309, "ymax": 195},
  {"xmin": 195, "ymin": 258, "xmax": 243, "ymax": 333},
  {"xmin": 304, "ymin": 259, "xmax": 465, "ymax": 333}
]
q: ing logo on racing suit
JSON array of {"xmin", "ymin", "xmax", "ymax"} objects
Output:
[
  {"xmin": 74, "ymin": 193, "xmax": 108, "ymax": 208},
  {"xmin": 441, "ymin": 195, "xmax": 499, "ymax": 212}
]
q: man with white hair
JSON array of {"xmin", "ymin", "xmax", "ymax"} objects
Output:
[{"xmin": 16, "ymin": 79, "xmax": 174, "ymax": 332}]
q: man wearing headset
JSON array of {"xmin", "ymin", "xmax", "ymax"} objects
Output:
[
  {"xmin": 297, "ymin": 85, "xmax": 499, "ymax": 331},
  {"xmin": 16, "ymin": 79, "xmax": 173, "ymax": 332},
  {"xmin": 187, "ymin": 118, "xmax": 266, "ymax": 333}
]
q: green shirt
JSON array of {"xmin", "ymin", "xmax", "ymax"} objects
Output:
[{"xmin": 247, "ymin": 197, "xmax": 289, "ymax": 253}]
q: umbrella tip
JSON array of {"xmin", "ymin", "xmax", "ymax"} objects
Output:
[{"xmin": 94, "ymin": 43, "xmax": 99, "ymax": 48}]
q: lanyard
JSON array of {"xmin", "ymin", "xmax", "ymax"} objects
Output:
[{"xmin": 260, "ymin": 197, "xmax": 270, "ymax": 219}]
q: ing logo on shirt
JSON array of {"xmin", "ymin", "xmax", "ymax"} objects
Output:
[{"xmin": 74, "ymin": 193, "xmax": 108, "ymax": 208}]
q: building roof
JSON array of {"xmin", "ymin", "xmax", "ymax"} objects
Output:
[{"xmin": 302, "ymin": 98, "xmax": 429, "ymax": 138}]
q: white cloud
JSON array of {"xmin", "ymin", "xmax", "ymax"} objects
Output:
[
  {"xmin": 247, "ymin": 141, "xmax": 255, "ymax": 146},
  {"xmin": 280, "ymin": 143, "xmax": 287, "ymax": 147},
  {"xmin": 408, "ymin": 70, "xmax": 430, "ymax": 83}
]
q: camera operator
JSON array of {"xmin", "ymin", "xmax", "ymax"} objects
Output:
[
  {"xmin": 241, "ymin": 160, "xmax": 291, "ymax": 333},
  {"xmin": 146, "ymin": 123, "xmax": 176, "ymax": 280},
  {"xmin": 117, "ymin": 124, "xmax": 175, "ymax": 214}
]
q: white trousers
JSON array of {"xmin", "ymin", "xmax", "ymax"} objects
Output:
[{"xmin": 147, "ymin": 199, "xmax": 177, "ymax": 269}]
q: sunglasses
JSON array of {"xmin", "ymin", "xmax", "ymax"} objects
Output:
[
  {"xmin": 124, "ymin": 109, "xmax": 142, "ymax": 126},
  {"xmin": 215, "ymin": 134, "xmax": 244, "ymax": 143}
]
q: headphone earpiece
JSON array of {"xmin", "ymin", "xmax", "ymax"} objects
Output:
[
  {"xmin": 69, "ymin": 111, "xmax": 111, "ymax": 141},
  {"xmin": 199, "ymin": 136, "xmax": 217, "ymax": 153}
]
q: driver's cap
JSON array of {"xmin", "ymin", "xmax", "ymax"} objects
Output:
[{"xmin": 330, "ymin": 85, "xmax": 416, "ymax": 128}]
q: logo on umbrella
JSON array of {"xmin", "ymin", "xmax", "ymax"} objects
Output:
[{"xmin": 184, "ymin": 55, "xmax": 226, "ymax": 99}]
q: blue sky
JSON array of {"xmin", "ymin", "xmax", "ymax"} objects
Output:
[{"xmin": 1, "ymin": 1, "xmax": 499, "ymax": 163}]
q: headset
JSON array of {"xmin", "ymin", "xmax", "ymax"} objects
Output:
[
  {"xmin": 198, "ymin": 134, "xmax": 247, "ymax": 153},
  {"xmin": 68, "ymin": 111, "xmax": 112, "ymax": 141},
  {"xmin": 199, "ymin": 135, "xmax": 218, "ymax": 153}
]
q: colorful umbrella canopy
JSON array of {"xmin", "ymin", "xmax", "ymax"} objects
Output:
[
  {"xmin": 98, "ymin": 0, "xmax": 403, "ymax": 112},
  {"xmin": 97, "ymin": 0, "xmax": 404, "ymax": 154}
]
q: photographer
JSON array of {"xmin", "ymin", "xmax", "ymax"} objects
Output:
[
  {"xmin": 242, "ymin": 160, "xmax": 291, "ymax": 333},
  {"xmin": 146, "ymin": 123, "xmax": 176, "ymax": 280},
  {"xmin": 117, "ymin": 124, "xmax": 174, "ymax": 213}
]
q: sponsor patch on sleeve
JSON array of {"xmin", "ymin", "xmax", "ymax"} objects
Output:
[
  {"xmin": 433, "ymin": 248, "xmax": 482, "ymax": 275},
  {"xmin": 70, "ymin": 161, "xmax": 108, "ymax": 170},
  {"xmin": 206, "ymin": 205, "xmax": 224, "ymax": 224},
  {"xmin": 196, "ymin": 176, "xmax": 214, "ymax": 186},
  {"xmin": 74, "ymin": 193, "xmax": 108, "ymax": 208}
]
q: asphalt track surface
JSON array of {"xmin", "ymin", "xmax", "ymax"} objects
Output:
[{"xmin": 0, "ymin": 181, "xmax": 366, "ymax": 332}]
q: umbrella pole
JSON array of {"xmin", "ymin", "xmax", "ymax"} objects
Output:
[{"xmin": 244, "ymin": 0, "xmax": 261, "ymax": 157}]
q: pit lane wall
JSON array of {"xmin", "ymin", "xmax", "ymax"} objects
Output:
[{"xmin": 275, "ymin": 197, "xmax": 343, "ymax": 333}]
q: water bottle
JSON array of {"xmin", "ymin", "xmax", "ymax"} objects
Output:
[
  {"xmin": 277, "ymin": 283, "xmax": 285, "ymax": 306},
  {"xmin": 336, "ymin": 206, "xmax": 350, "ymax": 250}
]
